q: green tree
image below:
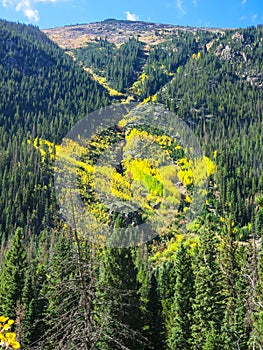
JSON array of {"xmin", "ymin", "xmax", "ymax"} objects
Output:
[
  {"xmin": 156, "ymin": 259, "xmax": 177, "ymax": 336},
  {"xmin": 146, "ymin": 272, "xmax": 165, "ymax": 350},
  {"xmin": 40, "ymin": 229, "xmax": 98, "ymax": 350},
  {"xmin": 191, "ymin": 225, "xmax": 224, "ymax": 349},
  {"xmin": 168, "ymin": 242, "xmax": 195, "ymax": 350},
  {"xmin": 202, "ymin": 322, "xmax": 219, "ymax": 350},
  {"xmin": 21, "ymin": 270, "xmax": 38, "ymax": 348},
  {"xmin": 97, "ymin": 244, "xmax": 145, "ymax": 350},
  {"xmin": 0, "ymin": 227, "xmax": 27, "ymax": 319},
  {"xmin": 219, "ymin": 219, "xmax": 251, "ymax": 349}
]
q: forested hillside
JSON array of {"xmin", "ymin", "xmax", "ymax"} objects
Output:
[
  {"xmin": 0, "ymin": 19, "xmax": 263, "ymax": 350},
  {"xmin": 0, "ymin": 20, "xmax": 109, "ymax": 241}
]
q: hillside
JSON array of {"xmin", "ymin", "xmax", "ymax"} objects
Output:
[
  {"xmin": 0, "ymin": 19, "xmax": 109, "ymax": 241},
  {"xmin": 43, "ymin": 20, "xmax": 263, "ymax": 228},
  {"xmin": 42, "ymin": 18, "xmax": 224, "ymax": 49},
  {"xmin": 51, "ymin": 21, "xmax": 263, "ymax": 229},
  {"xmin": 0, "ymin": 18, "xmax": 263, "ymax": 350},
  {"xmin": 43, "ymin": 20, "xmax": 262, "ymax": 99}
]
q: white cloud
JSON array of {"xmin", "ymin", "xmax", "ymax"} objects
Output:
[
  {"xmin": 241, "ymin": 0, "xmax": 247, "ymax": 4},
  {"xmin": 125, "ymin": 11, "xmax": 139, "ymax": 21},
  {"xmin": 1, "ymin": 0, "xmax": 57, "ymax": 22},
  {"xmin": 176, "ymin": 0, "xmax": 186, "ymax": 15},
  {"xmin": 24, "ymin": 7, "xmax": 39, "ymax": 21},
  {"xmin": 252, "ymin": 13, "xmax": 258, "ymax": 22},
  {"xmin": 193, "ymin": 0, "xmax": 197, "ymax": 8},
  {"xmin": 15, "ymin": 0, "xmax": 40, "ymax": 21}
]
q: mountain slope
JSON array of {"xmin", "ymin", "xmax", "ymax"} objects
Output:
[
  {"xmin": 0, "ymin": 19, "xmax": 109, "ymax": 240},
  {"xmin": 0, "ymin": 20, "xmax": 110, "ymax": 141},
  {"xmin": 43, "ymin": 19, "xmax": 225, "ymax": 99},
  {"xmin": 43, "ymin": 20, "xmax": 263, "ymax": 232}
]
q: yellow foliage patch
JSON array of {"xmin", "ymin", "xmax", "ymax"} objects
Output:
[
  {"xmin": 33, "ymin": 137, "xmax": 56, "ymax": 162},
  {"xmin": 192, "ymin": 51, "xmax": 201, "ymax": 60},
  {"xmin": 150, "ymin": 234, "xmax": 199, "ymax": 263},
  {"xmin": 52, "ymin": 121, "xmax": 217, "ymax": 244},
  {"xmin": 0, "ymin": 316, "xmax": 20, "ymax": 349}
]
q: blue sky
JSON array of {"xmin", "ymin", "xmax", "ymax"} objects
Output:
[{"xmin": 0, "ymin": 0, "xmax": 262, "ymax": 29}]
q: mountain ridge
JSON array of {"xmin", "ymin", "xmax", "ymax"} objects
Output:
[{"xmin": 42, "ymin": 18, "xmax": 227, "ymax": 49}]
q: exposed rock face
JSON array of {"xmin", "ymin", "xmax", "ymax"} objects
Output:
[
  {"xmin": 42, "ymin": 19, "xmax": 225, "ymax": 50},
  {"xmin": 214, "ymin": 43, "xmax": 225, "ymax": 56},
  {"xmin": 232, "ymin": 31, "xmax": 244, "ymax": 42},
  {"xmin": 221, "ymin": 45, "xmax": 232, "ymax": 60}
]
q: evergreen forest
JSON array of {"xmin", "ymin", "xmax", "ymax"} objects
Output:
[{"xmin": 0, "ymin": 18, "xmax": 263, "ymax": 349}]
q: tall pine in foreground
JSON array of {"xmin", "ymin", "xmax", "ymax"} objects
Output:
[
  {"xmin": 39, "ymin": 231, "xmax": 76, "ymax": 349},
  {"xmin": 97, "ymin": 244, "xmax": 145, "ymax": 350},
  {"xmin": 156, "ymin": 259, "xmax": 178, "ymax": 338},
  {"xmin": 21, "ymin": 269, "xmax": 39, "ymax": 349},
  {"xmin": 135, "ymin": 245, "xmax": 165, "ymax": 350},
  {"xmin": 191, "ymin": 223, "xmax": 225, "ymax": 349},
  {"xmin": 168, "ymin": 241, "xmax": 195, "ymax": 350},
  {"xmin": 39, "ymin": 228, "xmax": 99, "ymax": 350},
  {"xmin": 145, "ymin": 272, "xmax": 165, "ymax": 349},
  {"xmin": 250, "ymin": 229, "xmax": 263, "ymax": 348},
  {"xmin": 0, "ymin": 227, "xmax": 27, "ymax": 319},
  {"xmin": 219, "ymin": 218, "xmax": 251, "ymax": 349}
]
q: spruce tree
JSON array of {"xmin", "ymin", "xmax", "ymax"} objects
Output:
[
  {"xmin": 132, "ymin": 245, "xmax": 165, "ymax": 349},
  {"xmin": 146, "ymin": 272, "xmax": 165, "ymax": 350},
  {"xmin": 39, "ymin": 229, "xmax": 98, "ymax": 350},
  {"xmin": 21, "ymin": 270, "xmax": 37, "ymax": 348},
  {"xmin": 168, "ymin": 242, "xmax": 195, "ymax": 350},
  {"xmin": 97, "ymin": 244, "xmax": 145, "ymax": 350},
  {"xmin": 156, "ymin": 259, "xmax": 177, "ymax": 336},
  {"xmin": 202, "ymin": 322, "xmax": 219, "ymax": 350},
  {"xmin": 249, "ymin": 236, "xmax": 263, "ymax": 349},
  {"xmin": 191, "ymin": 225, "xmax": 224, "ymax": 350},
  {"xmin": 219, "ymin": 219, "xmax": 250, "ymax": 349},
  {"xmin": 0, "ymin": 227, "xmax": 27, "ymax": 318},
  {"xmin": 231, "ymin": 272, "xmax": 251, "ymax": 350}
]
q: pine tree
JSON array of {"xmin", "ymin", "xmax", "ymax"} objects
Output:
[
  {"xmin": 156, "ymin": 259, "xmax": 177, "ymax": 336},
  {"xmin": 232, "ymin": 272, "xmax": 251, "ymax": 350},
  {"xmin": 39, "ymin": 231, "xmax": 77, "ymax": 349},
  {"xmin": 146, "ymin": 272, "xmax": 165, "ymax": 350},
  {"xmin": 249, "ymin": 237, "xmax": 263, "ymax": 349},
  {"xmin": 202, "ymin": 322, "xmax": 219, "ymax": 350},
  {"xmin": 96, "ymin": 244, "xmax": 145, "ymax": 350},
  {"xmin": 191, "ymin": 225, "xmax": 224, "ymax": 350},
  {"xmin": 21, "ymin": 270, "xmax": 38, "ymax": 348},
  {"xmin": 219, "ymin": 219, "xmax": 250, "ymax": 349},
  {"xmin": 0, "ymin": 227, "xmax": 27, "ymax": 318},
  {"xmin": 39, "ymin": 229, "xmax": 98, "ymax": 350},
  {"xmin": 168, "ymin": 242, "xmax": 195, "ymax": 350},
  {"xmin": 255, "ymin": 194, "xmax": 263, "ymax": 236},
  {"xmin": 132, "ymin": 244, "xmax": 165, "ymax": 350}
]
